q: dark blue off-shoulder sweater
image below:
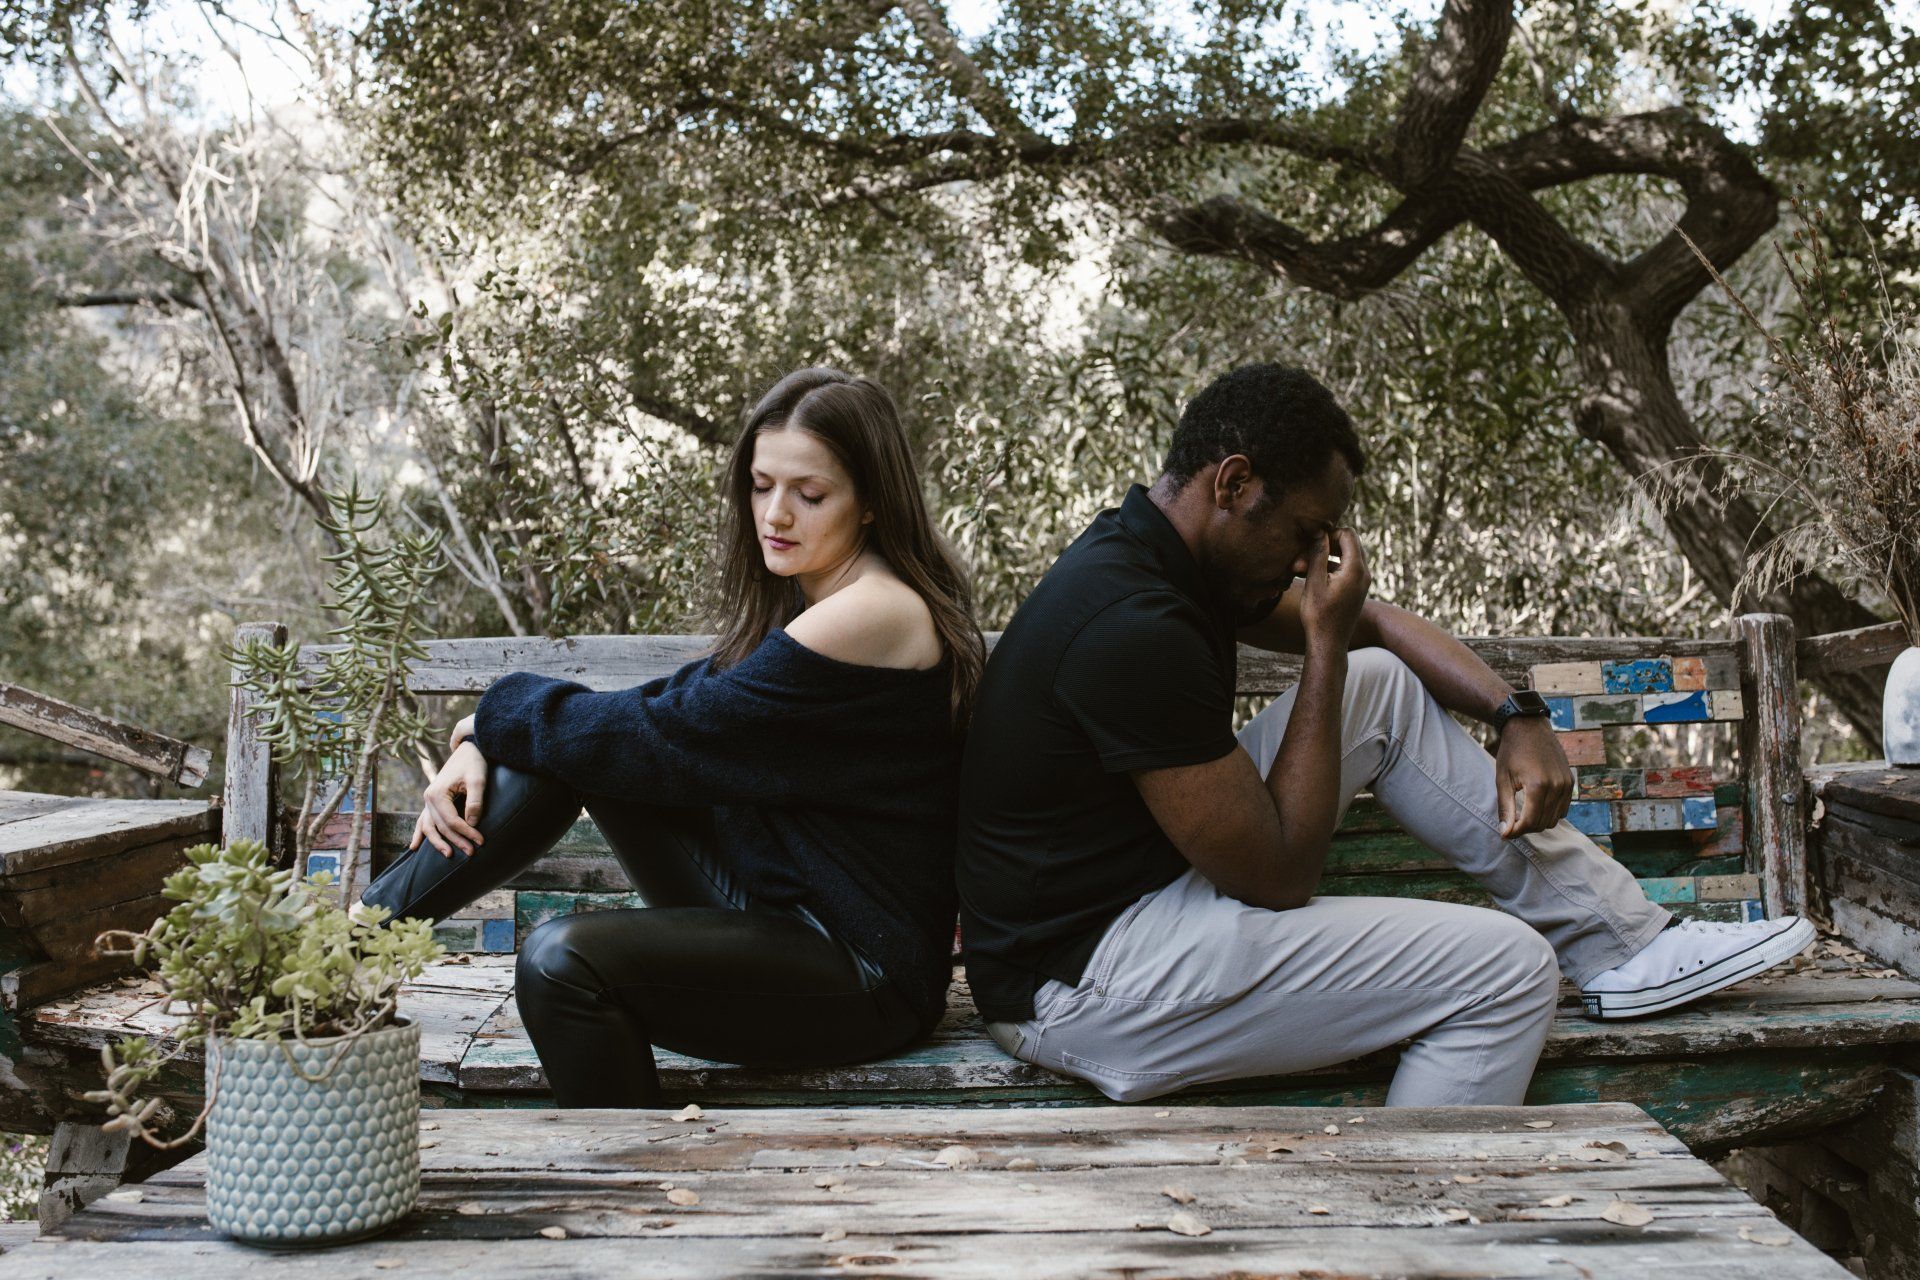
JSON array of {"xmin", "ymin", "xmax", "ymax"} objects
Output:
[{"xmin": 472, "ymin": 629, "xmax": 960, "ymax": 1031}]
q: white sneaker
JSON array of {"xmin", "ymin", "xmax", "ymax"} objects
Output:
[{"xmin": 1580, "ymin": 916, "xmax": 1816, "ymax": 1019}]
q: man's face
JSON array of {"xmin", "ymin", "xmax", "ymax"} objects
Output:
[{"xmin": 1205, "ymin": 456, "xmax": 1355, "ymax": 628}]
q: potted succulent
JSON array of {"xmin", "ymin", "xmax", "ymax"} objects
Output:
[{"xmin": 87, "ymin": 838, "xmax": 443, "ymax": 1247}]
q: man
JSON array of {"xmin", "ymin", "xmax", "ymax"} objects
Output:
[{"xmin": 957, "ymin": 362, "xmax": 1814, "ymax": 1105}]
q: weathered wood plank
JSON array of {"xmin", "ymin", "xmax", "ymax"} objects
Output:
[
  {"xmin": 0, "ymin": 792, "xmax": 92, "ymax": 829},
  {"xmin": 1741, "ymin": 613, "xmax": 1808, "ymax": 916},
  {"xmin": 297, "ymin": 632, "xmax": 1744, "ymax": 697},
  {"xmin": 221, "ymin": 621, "xmax": 284, "ymax": 856},
  {"xmin": 0, "ymin": 802, "xmax": 215, "ymax": 878},
  {"xmin": 0, "ymin": 685, "xmax": 211, "ymax": 788},
  {"xmin": 0, "ymin": 836, "xmax": 197, "ymax": 926},
  {"xmin": 1798, "ymin": 619, "xmax": 1905, "ymax": 678},
  {"xmin": 25, "ymin": 1104, "xmax": 1846, "ymax": 1280}
]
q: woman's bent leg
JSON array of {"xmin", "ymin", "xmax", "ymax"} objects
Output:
[
  {"xmin": 360, "ymin": 763, "xmax": 582, "ymax": 925},
  {"xmin": 582, "ymin": 798, "xmax": 750, "ymax": 911},
  {"xmin": 516, "ymin": 907, "xmax": 916, "ymax": 1107}
]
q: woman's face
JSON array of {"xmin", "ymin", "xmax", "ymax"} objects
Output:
[{"xmin": 749, "ymin": 426, "xmax": 870, "ymax": 581}]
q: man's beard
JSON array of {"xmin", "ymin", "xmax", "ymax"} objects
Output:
[{"xmin": 1226, "ymin": 590, "xmax": 1285, "ymax": 629}]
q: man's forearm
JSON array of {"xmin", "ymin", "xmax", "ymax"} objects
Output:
[
  {"xmin": 1262, "ymin": 647, "xmax": 1347, "ymax": 905},
  {"xmin": 1357, "ymin": 601, "xmax": 1513, "ymax": 724}
]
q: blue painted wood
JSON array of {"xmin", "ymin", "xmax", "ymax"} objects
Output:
[
  {"xmin": 1568, "ymin": 802, "xmax": 1613, "ymax": 836},
  {"xmin": 1605, "ymin": 658, "xmax": 1673, "ymax": 694},
  {"xmin": 1638, "ymin": 876, "xmax": 1699, "ymax": 904},
  {"xmin": 1546, "ymin": 696, "xmax": 1575, "ymax": 730},
  {"xmin": 480, "ymin": 917, "xmax": 516, "ymax": 952},
  {"xmin": 1682, "ymin": 797, "xmax": 1718, "ymax": 831},
  {"xmin": 1644, "ymin": 691, "xmax": 1711, "ymax": 723}
]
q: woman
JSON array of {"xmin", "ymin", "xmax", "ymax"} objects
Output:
[{"xmin": 359, "ymin": 368, "xmax": 984, "ymax": 1107}]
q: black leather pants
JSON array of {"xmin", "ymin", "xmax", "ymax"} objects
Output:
[{"xmin": 360, "ymin": 763, "xmax": 921, "ymax": 1107}]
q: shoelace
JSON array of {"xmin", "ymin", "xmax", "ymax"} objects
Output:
[{"xmin": 1671, "ymin": 918, "xmax": 1758, "ymax": 937}]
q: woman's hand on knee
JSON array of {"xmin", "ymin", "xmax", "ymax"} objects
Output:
[{"xmin": 415, "ymin": 741, "xmax": 490, "ymax": 857}]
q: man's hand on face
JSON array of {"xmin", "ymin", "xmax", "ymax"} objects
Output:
[
  {"xmin": 1494, "ymin": 717, "xmax": 1574, "ymax": 838},
  {"xmin": 1298, "ymin": 528, "xmax": 1370, "ymax": 653}
]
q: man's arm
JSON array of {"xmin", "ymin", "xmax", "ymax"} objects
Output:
[{"xmin": 1239, "ymin": 594, "xmax": 1573, "ymax": 838}]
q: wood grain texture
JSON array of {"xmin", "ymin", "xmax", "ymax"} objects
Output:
[
  {"xmin": 1798, "ymin": 619, "xmax": 1906, "ymax": 678},
  {"xmin": 221, "ymin": 621, "xmax": 285, "ymax": 855},
  {"xmin": 293, "ymin": 632, "xmax": 1745, "ymax": 697},
  {"xmin": 0, "ymin": 685, "xmax": 211, "ymax": 787},
  {"xmin": 22, "ymin": 1103, "xmax": 1847, "ymax": 1279},
  {"xmin": 1741, "ymin": 614, "xmax": 1808, "ymax": 916},
  {"xmin": 0, "ymin": 801, "xmax": 214, "ymax": 878}
]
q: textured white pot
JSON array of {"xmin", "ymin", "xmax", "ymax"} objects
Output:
[
  {"xmin": 1886, "ymin": 646, "xmax": 1920, "ymax": 766},
  {"xmin": 204, "ymin": 1015, "xmax": 420, "ymax": 1248}
]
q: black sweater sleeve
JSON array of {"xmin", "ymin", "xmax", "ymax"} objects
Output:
[{"xmin": 472, "ymin": 632, "xmax": 854, "ymax": 807}]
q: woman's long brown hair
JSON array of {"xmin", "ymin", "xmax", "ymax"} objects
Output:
[{"xmin": 709, "ymin": 368, "xmax": 985, "ymax": 733}]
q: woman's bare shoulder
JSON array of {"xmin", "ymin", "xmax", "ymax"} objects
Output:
[{"xmin": 785, "ymin": 578, "xmax": 942, "ymax": 670}]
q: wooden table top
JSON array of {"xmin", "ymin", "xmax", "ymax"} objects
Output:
[{"xmin": 3, "ymin": 1103, "xmax": 1846, "ymax": 1278}]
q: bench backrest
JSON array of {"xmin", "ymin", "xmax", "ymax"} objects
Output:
[{"xmin": 222, "ymin": 615, "xmax": 1813, "ymax": 952}]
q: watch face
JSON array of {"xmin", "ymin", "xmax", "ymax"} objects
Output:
[{"xmin": 1511, "ymin": 690, "xmax": 1551, "ymax": 715}]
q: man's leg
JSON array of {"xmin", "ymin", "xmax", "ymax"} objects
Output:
[
  {"xmin": 987, "ymin": 869, "xmax": 1561, "ymax": 1105},
  {"xmin": 1235, "ymin": 646, "xmax": 1670, "ymax": 985}
]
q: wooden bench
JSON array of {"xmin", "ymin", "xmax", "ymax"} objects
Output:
[
  {"xmin": 12, "ymin": 614, "xmax": 1920, "ymax": 1231},
  {"xmin": 19, "ymin": 1102, "xmax": 1854, "ymax": 1278}
]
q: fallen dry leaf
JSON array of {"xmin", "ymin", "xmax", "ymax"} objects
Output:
[
  {"xmin": 1323, "ymin": 1124, "xmax": 1340, "ymax": 1136},
  {"xmin": 1162, "ymin": 1185, "xmax": 1196, "ymax": 1205},
  {"xmin": 820, "ymin": 1227, "xmax": 847, "ymax": 1243},
  {"xmin": 857, "ymin": 1160, "xmax": 884, "ymax": 1168},
  {"xmin": 1524, "ymin": 1120, "xmax": 1555, "ymax": 1129},
  {"xmin": 1307, "ymin": 1205, "xmax": 1331, "ymax": 1215},
  {"xmin": 419, "ymin": 1140, "xmax": 439, "ymax": 1149},
  {"xmin": 1601, "ymin": 1200, "xmax": 1654, "ymax": 1227},
  {"xmin": 666, "ymin": 1188, "xmax": 701, "ymax": 1206},
  {"xmin": 538, "ymin": 1226, "xmax": 568, "ymax": 1240},
  {"xmin": 934, "ymin": 1144, "xmax": 980, "ymax": 1169},
  {"xmin": 673, "ymin": 1104, "xmax": 704, "ymax": 1122},
  {"xmin": 1453, "ymin": 1174, "xmax": 1482, "ymax": 1184},
  {"xmin": 1439, "ymin": 1208, "xmax": 1473, "ymax": 1223},
  {"xmin": 1006, "ymin": 1156, "xmax": 1037, "ymax": 1171},
  {"xmin": 455, "ymin": 1202, "xmax": 487, "ymax": 1216},
  {"xmin": 1539, "ymin": 1194, "xmax": 1575, "ymax": 1208},
  {"xmin": 420, "ymin": 1121, "xmax": 440, "ymax": 1131},
  {"xmin": 1739, "ymin": 1224, "xmax": 1792, "ymax": 1247},
  {"xmin": 1167, "ymin": 1212, "xmax": 1211, "ymax": 1237},
  {"xmin": 102, "ymin": 1189, "xmax": 143, "ymax": 1204},
  {"xmin": 814, "ymin": 1175, "xmax": 844, "ymax": 1189},
  {"xmin": 1154, "ymin": 1110, "xmax": 1170, "ymax": 1118}
]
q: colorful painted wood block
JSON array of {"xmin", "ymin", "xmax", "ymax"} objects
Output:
[
  {"xmin": 306, "ymin": 851, "xmax": 340, "ymax": 880},
  {"xmin": 1742, "ymin": 899, "xmax": 1766, "ymax": 923},
  {"xmin": 480, "ymin": 917, "xmax": 516, "ymax": 952},
  {"xmin": 432, "ymin": 920, "xmax": 479, "ymax": 951},
  {"xmin": 1546, "ymin": 697, "xmax": 1575, "ymax": 731},
  {"xmin": 1615, "ymin": 799, "xmax": 1684, "ymax": 832},
  {"xmin": 1557, "ymin": 729, "xmax": 1606, "ymax": 766},
  {"xmin": 1573, "ymin": 696, "xmax": 1639, "ymax": 729},
  {"xmin": 1698, "ymin": 873, "xmax": 1762, "ymax": 902},
  {"xmin": 1681, "ymin": 797, "xmax": 1717, "ymax": 830},
  {"xmin": 1637, "ymin": 876, "xmax": 1698, "ymax": 905},
  {"xmin": 1710, "ymin": 689, "xmax": 1746, "ymax": 720},
  {"xmin": 515, "ymin": 890, "xmax": 648, "ymax": 935},
  {"xmin": 1644, "ymin": 765, "xmax": 1715, "ymax": 797},
  {"xmin": 1575, "ymin": 767, "xmax": 1644, "ymax": 800},
  {"xmin": 1687, "ymin": 805, "xmax": 1744, "ymax": 858},
  {"xmin": 1589, "ymin": 833, "xmax": 1614, "ymax": 853},
  {"xmin": 1670, "ymin": 656, "xmax": 1708, "ymax": 691},
  {"xmin": 1567, "ymin": 801, "xmax": 1614, "ymax": 836},
  {"xmin": 1642, "ymin": 691, "xmax": 1710, "ymax": 723},
  {"xmin": 1604, "ymin": 658, "xmax": 1673, "ymax": 694},
  {"xmin": 1530, "ymin": 661, "xmax": 1605, "ymax": 695},
  {"xmin": 1705, "ymin": 653, "xmax": 1741, "ymax": 688}
]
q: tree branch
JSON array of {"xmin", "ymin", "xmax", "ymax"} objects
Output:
[
  {"xmin": 1386, "ymin": 0, "xmax": 1515, "ymax": 188},
  {"xmin": 896, "ymin": 0, "xmax": 1040, "ymax": 151}
]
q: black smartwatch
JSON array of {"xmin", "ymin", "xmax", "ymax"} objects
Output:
[{"xmin": 1492, "ymin": 689, "xmax": 1553, "ymax": 735}]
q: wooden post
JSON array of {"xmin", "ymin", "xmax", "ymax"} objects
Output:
[
  {"xmin": 223, "ymin": 621, "xmax": 286, "ymax": 858},
  {"xmin": 1740, "ymin": 613, "xmax": 1809, "ymax": 917}
]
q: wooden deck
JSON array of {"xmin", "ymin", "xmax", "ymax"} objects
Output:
[
  {"xmin": 3, "ymin": 1103, "xmax": 1845, "ymax": 1277},
  {"xmin": 29, "ymin": 935, "xmax": 1920, "ymax": 1152}
]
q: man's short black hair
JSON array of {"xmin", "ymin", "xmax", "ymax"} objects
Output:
[{"xmin": 1161, "ymin": 363, "xmax": 1367, "ymax": 499}]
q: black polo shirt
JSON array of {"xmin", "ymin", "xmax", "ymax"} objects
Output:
[{"xmin": 957, "ymin": 484, "xmax": 1241, "ymax": 1022}]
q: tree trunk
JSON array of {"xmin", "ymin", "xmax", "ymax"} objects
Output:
[{"xmin": 1565, "ymin": 299, "xmax": 1887, "ymax": 745}]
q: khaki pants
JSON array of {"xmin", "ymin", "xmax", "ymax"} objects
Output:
[{"xmin": 984, "ymin": 647, "xmax": 1671, "ymax": 1105}]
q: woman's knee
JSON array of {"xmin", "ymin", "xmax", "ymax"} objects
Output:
[{"xmin": 516, "ymin": 915, "xmax": 604, "ymax": 996}]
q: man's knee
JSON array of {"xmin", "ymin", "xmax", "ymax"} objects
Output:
[
  {"xmin": 1348, "ymin": 645, "xmax": 1417, "ymax": 693},
  {"xmin": 1484, "ymin": 914, "xmax": 1561, "ymax": 1009}
]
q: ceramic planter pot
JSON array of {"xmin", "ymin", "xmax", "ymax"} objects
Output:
[
  {"xmin": 1887, "ymin": 646, "xmax": 1920, "ymax": 766},
  {"xmin": 203, "ymin": 1014, "xmax": 420, "ymax": 1247}
]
